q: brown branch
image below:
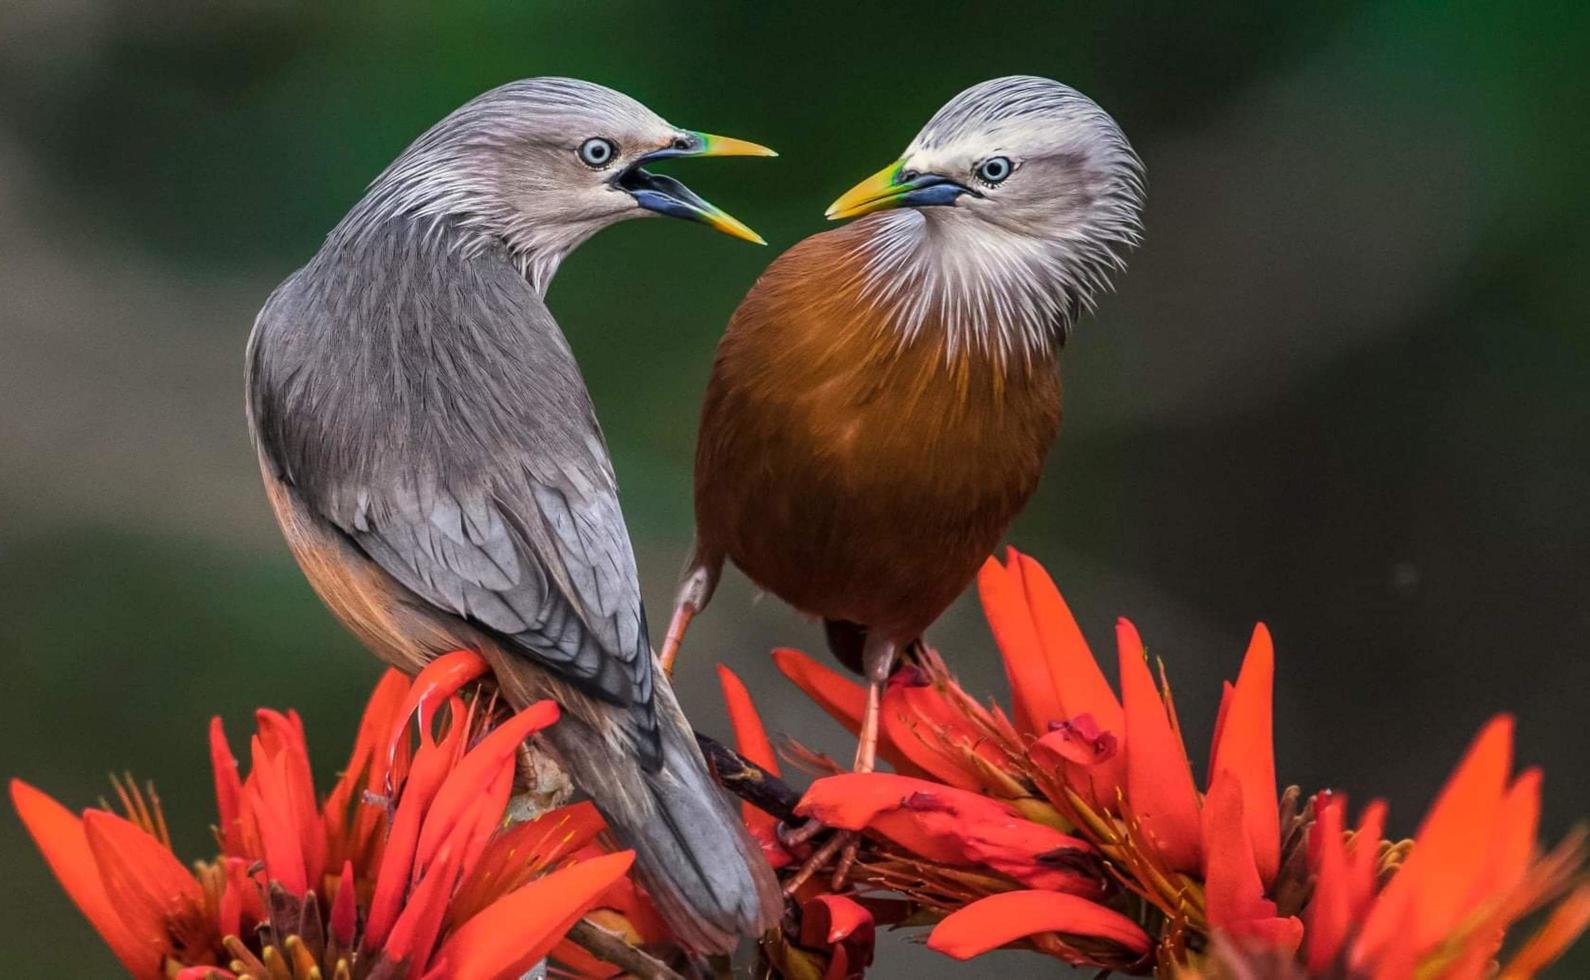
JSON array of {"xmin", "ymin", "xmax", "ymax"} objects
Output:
[
  {"xmin": 566, "ymin": 918, "xmax": 687, "ymax": 980},
  {"xmin": 695, "ymin": 733, "xmax": 801, "ymax": 823}
]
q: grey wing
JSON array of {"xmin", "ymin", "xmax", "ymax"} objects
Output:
[
  {"xmin": 332, "ymin": 465, "xmax": 654, "ymax": 722},
  {"xmin": 247, "ymin": 238, "xmax": 658, "ymax": 764}
]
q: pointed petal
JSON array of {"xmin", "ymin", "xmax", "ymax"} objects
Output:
[
  {"xmin": 10, "ymin": 781, "xmax": 151, "ymax": 976},
  {"xmin": 1118, "ymin": 619, "xmax": 1202, "ymax": 872},
  {"xmin": 366, "ymin": 727, "xmax": 463, "ymax": 950},
  {"xmin": 209, "ymin": 718, "xmax": 244, "ymax": 857},
  {"xmin": 927, "ymin": 889, "xmax": 1150, "ymax": 959},
  {"xmin": 424, "ymin": 851, "xmax": 636, "ymax": 980},
  {"xmin": 718, "ymin": 663, "xmax": 785, "ymax": 840},
  {"xmin": 412, "ymin": 700, "xmax": 559, "ymax": 877},
  {"xmin": 1014, "ymin": 551, "xmax": 1124, "ymax": 738},
  {"xmin": 83, "ymin": 809, "xmax": 209, "ymax": 969},
  {"xmin": 450, "ymin": 801, "xmax": 608, "ymax": 928},
  {"xmin": 879, "ymin": 669, "xmax": 1003, "ymax": 793},
  {"xmin": 382, "ymin": 843, "xmax": 463, "ymax": 979},
  {"xmin": 797, "ymin": 773, "xmax": 1097, "ymax": 893},
  {"xmin": 1500, "ymin": 883, "xmax": 1590, "ymax": 979},
  {"xmin": 1208, "ymin": 624, "xmax": 1279, "ymax": 884},
  {"xmin": 773, "ymin": 647, "xmax": 867, "ymax": 731},
  {"xmin": 978, "ymin": 553, "xmax": 1063, "ymax": 735},
  {"xmin": 1201, "ymin": 771, "xmax": 1302, "ymax": 954},
  {"xmin": 387, "ymin": 649, "xmax": 491, "ymax": 759},
  {"xmin": 1305, "ymin": 793, "xmax": 1352, "ymax": 973},
  {"xmin": 330, "ymin": 860, "xmax": 358, "ymax": 946},
  {"xmin": 806, "ymin": 894, "xmax": 873, "ymax": 944},
  {"xmin": 1353, "ymin": 716, "xmax": 1513, "ymax": 965},
  {"xmin": 324, "ymin": 669, "xmax": 411, "ymax": 863}
]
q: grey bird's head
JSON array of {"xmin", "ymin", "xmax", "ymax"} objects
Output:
[
  {"xmin": 826, "ymin": 75, "xmax": 1144, "ymax": 360},
  {"xmin": 335, "ymin": 77, "xmax": 774, "ymax": 292}
]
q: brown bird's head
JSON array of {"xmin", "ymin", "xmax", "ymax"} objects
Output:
[
  {"xmin": 338, "ymin": 77, "xmax": 774, "ymax": 292},
  {"xmin": 826, "ymin": 75, "xmax": 1144, "ymax": 358}
]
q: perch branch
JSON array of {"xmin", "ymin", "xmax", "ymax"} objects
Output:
[
  {"xmin": 567, "ymin": 918, "xmax": 687, "ymax": 980},
  {"xmin": 695, "ymin": 733, "xmax": 802, "ymax": 823}
]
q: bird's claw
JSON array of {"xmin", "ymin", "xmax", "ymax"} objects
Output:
[
  {"xmin": 776, "ymin": 817, "xmax": 827, "ymax": 850},
  {"xmin": 781, "ymin": 830, "xmax": 855, "ymax": 897}
]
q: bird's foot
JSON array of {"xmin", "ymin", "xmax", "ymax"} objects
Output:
[
  {"xmin": 781, "ymin": 830, "xmax": 855, "ymax": 897},
  {"xmin": 777, "ymin": 817, "xmax": 827, "ymax": 850}
]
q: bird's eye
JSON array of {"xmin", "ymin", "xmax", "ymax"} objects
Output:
[
  {"xmin": 975, "ymin": 156, "xmax": 1013, "ymax": 185},
  {"xmin": 578, "ymin": 137, "xmax": 617, "ymax": 168}
]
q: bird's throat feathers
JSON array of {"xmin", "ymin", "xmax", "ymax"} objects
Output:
[{"xmin": 842, "ymin": 208, "xmax": 1127, "ymax": 366}]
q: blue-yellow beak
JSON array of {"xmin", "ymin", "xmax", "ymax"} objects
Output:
[
  {"xmin": 621, "ymin": 131, "xmax": 776, "ymax": 244},
  {"xmin": 826, "ymin": 159, "xmax": 972, "ymax": 220}
]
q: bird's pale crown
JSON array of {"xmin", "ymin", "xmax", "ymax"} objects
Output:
[
  {"xmin": 828, "ymin": 75, "xmax": 1144, "ymax": 362},
  {"xmin": 332, "ymin": 77, "xmax": 774, "ymax": 293}
]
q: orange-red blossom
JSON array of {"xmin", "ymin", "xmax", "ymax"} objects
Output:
[
  {"xmin": 12, "ymin": 651, "xmax": 634, "ymax": 980},
  {"xmin": 773, "ymin": 547, "xmax": 1588, "ymax": 977}
]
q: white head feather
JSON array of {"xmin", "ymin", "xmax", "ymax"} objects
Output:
[{"xmin": 847, "ymin": 75, "xmax": 1144, "ymax": 364}]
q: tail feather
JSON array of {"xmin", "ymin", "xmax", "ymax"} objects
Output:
[{"xmin": 539, "ymin": 682, "xmax": 782, "ymax": 953}]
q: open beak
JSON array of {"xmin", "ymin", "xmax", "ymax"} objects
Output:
[
  {"xmin": 825, "ymin": 159, "xmax": 972, "ymax": 220},
  {"xmin": 619, "ymin": 130, "xmax": 775, "ymax": 245}
]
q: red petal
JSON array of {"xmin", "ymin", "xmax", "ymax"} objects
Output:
[
  {"xmin": 1014, "ymin": 551, "xmax": 1125, "ymax": 741},
  {"xmin": 1207, "ymin": 680, "xmax": 1234, "ymax": 777},
  {"xmin": 382, "ymin": 843, "xmax": 463, "ymax": 978},
  {"xmin": 324, "ymin": 669, "xmax": 411, "ymax": 865},
  {"xmin": 209, "ymin": 718, "xmax": 244, "ymax": 857},
  {"xmin": 253, "ymin": 709, "xmax": 326, "ymax": 890},
  {"xmin": 718, "ymin": 664, "xmax": 785, "ymax": 841},
  {"xmin": 773, "ymin": 649, "xmax": 928, "ymax": 776},
  {"xmin": 10, "ymin": 781, "xmax": 152, "ymax": 976},
  {"xmin": 801, "ymin": 894, "xmax": 876, "ymax": 979},
  {"xmin": 83, "ymin": 809, "xmax": 209, "ymax": 969},
  {"xmin": 977, "ymin": 553, "xmax": 1062, "ymax": 735},
  {"xmin": 806, "ymin": 894, "xmax": 873, "ymax": 944},
  {"xmin": 879, "ymin": 668, "xmax": 1004, "ymax": 793},
  {"xmin": 387, "ymin": 649, "xmax": 491, "ymax": 759},
  {"xmin": 1207, "ymin": 625, "xmax": 1279, "ymax": 885},
  {"xmin": 797, "ymin": 773, "xmax": 1097, "ymax": 893},
  {"xmin": 1202, "ymin": 770, "xmax": 1302, "ymax": 954},
  {"xmin": 926, "ymin": 889, "xmax": 1150, "ymax": 959},
  {"xmin": 450, "ymin": 801, "xmax": 609, "ymax": 928},
  {"xmin": 412, "ymin": 700, "xmax": 559, "ymax": 878},
  {"xmin": 423, "ymin": 851, "xmax": 636, "ymax": 980},
  {"xmin": 366, "ymin": 725, "xmax": 464, "ymax": 950},
  {"xmin": 1117, "ymin": 619, "xmax": 1202, "ymax": 873},
  {"xmin": 1353, "ymin": 716, "xmax": 1514, "ymax": 967},
  {"xmin": 1305, "ymin": 793, "xmax": 1351, "ymax": 973},
  {"xmin": 773, "ymin": 647, "xmax": 867, "ymax": 732},
  {"xmin": 1479, "ymin": 767, "xmax": 1541, "ymax": 905},
  {"xmin": 330, "ymin": 859, "xmax": 358, "ymax": 946},
  {"xmin": 717, "ymin": 664, "xmax": 780, "ymax": 777}
]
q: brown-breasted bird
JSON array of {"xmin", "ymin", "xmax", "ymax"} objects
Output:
[
  {"xmin": 245, "ymin": 78, "xmax": 781, "ymax": 952},
  {"xmin": 664, "ymin": 75, "xmax": 1143, "ymax": 808}
]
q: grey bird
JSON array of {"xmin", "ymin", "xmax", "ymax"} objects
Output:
[{"xmin": 245, "ymin": 77, "xmax": 780, "ymax": 952}]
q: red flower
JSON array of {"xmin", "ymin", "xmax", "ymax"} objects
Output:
[
  {"xmin": 12, "ymin": 651, "xmax": 634, "ymax": 980},
  {"xmin": 1302, "ymin": 717, "xmax": 1589, "ymax": 980},
  {"xmin": 773, "ymin": 546, "xmax": 1589, "ymax": 977},
  {"xmin": 798, "ymin": 772, "xmax": 1100, "ymax": 896}
]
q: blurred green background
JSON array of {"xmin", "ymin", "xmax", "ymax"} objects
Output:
[{"xmin": 2, "ymin": 1, "xmax": 1587, "ymax": 975}]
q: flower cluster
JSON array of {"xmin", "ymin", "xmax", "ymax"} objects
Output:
[
  {"xmin": 12, "ymin": 547, "xmax": 1589, "ymax": 979},
  {"xmin": 12, "ymin": 651, "xmax": 634, "ymax": 980},
  {"xmin": 760, "ymin": 548, "xmax": 1590, "ymax": 978}
]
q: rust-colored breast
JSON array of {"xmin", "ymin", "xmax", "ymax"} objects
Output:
[{"xmin": 694, "ymin": 224, "xmax": 1061, "ymax": 639}]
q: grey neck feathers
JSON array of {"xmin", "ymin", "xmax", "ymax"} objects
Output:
[
  {"xmin": 325, "ymin": 145, "xmax": 580, "ymax": 297},
  {"xmin": 848, "ymin": 208, "xmax": 1135, "ymax": 366}
]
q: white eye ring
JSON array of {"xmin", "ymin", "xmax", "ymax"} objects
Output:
[
  {"xmin": 579, "ymin": 137, "xmax": 617, "ymax": 168},
  {"xmin": 976, "ymin": 156, "xmax": 1013, "ymax": 184}
]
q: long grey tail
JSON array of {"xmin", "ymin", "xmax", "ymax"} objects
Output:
[{"xmin": 539, "ymin": 681, "xmax": 782, "ymax": 954}]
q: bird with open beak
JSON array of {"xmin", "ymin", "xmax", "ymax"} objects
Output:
[
  {"xmin": 663, "ymin": 76, "xmax": 1144, "ymax": 886},
  {"xmin": 245, "ymin": 78, "xmax": 780, "ymax": 953}
]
